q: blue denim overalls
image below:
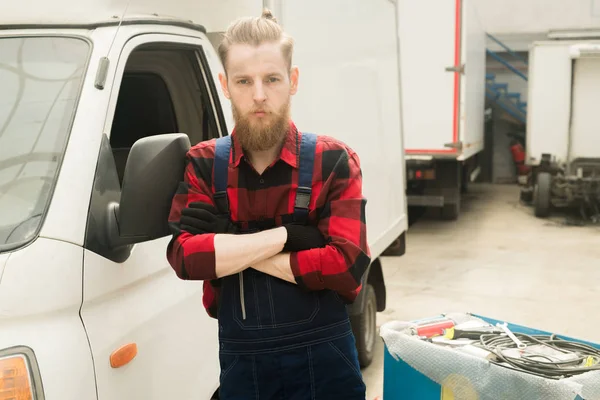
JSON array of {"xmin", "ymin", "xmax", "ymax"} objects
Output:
[{"xmin": 212, "ymin": 133, "xmax": 366, "ymax": 400}]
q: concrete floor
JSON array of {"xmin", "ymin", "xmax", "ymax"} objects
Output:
[{"xmin": 362, "ymin": 183, "xmax": 600, "ymax": 400}]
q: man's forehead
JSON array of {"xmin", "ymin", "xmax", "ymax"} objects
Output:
[{"xmin": 227, "ymin": 42, "xmax": 287, "ymax": 75}]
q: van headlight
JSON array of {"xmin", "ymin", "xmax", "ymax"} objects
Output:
[{"xmin": 0, "ymin": 346, "xmax": 44, "ymax": 400}]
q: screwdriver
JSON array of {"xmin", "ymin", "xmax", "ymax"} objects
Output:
[{"xmin": 443, "ymin": 326, "xmax": 502, "ymax": 340}]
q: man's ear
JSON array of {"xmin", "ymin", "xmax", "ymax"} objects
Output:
[
  {"xmin": 289, "ymin": 66, "xmax": 299, "ymax": 95},
  {"xmin": 219, "ymin": 72, "xmax": 231, "ymax": 99}
]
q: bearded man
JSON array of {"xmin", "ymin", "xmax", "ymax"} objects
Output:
[{"xmin": 166, "ymin": 9, "xmax": 371, "ymax": 400}]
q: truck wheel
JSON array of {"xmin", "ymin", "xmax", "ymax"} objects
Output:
[
  {"xmin": 520, "ymin": 187, "xmax": 533, "ymax": 204},
  {"xmin": 534, "ymin": 172, "xmax": 552, "ymax": 218},
  {"xmin": 461, "ymin": 164, "xmax": 469, "ymax": 194},
  {"xmin": 351, "ymin": 284, "xmax": 377, "ymax": 368},
  {"xmin": 441, "ymin": 203, "xmax": 459, "ymax": 220},
  {"xmin": 441, "ymin": 194, "xmax": 461, "ymax": 220}
]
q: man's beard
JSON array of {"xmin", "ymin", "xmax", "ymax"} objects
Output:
[{"xmin": 232, "ymin": 101, "xmax": 290, "ymax": 152}]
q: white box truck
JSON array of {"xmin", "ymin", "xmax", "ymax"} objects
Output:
[
  {"xmin": 522, "ymin": 34, "xmax": 600, "ymax": 219},
  {"xmin": 0, "ymin": 0, "xmax": 408, "ymax": 398},
  {"xmin": 397, "ymin": 0, "xmax": 486, "ymax": 220}
]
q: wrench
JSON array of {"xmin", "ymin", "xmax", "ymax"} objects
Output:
[{"xmin": 496, "ymin": 322, "xmax": 527, "ymax": 350}]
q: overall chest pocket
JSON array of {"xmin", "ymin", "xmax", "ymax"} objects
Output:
[{"xmin": 233, "ymin": 268, "xmax": 320, "ymax": 329}]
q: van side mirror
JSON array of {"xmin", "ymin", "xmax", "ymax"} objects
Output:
[{"xmin": 107, "ymin": 133, "xmax": 190, "ymax": 248}]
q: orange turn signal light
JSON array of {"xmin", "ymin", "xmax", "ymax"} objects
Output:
[
  {"xmin": 0, "ymin": 355, "xmax": 33, "ymax": 400},
  {"xmin": 110, "ymin": 343, "xmax": 138, "ymax": 368}
]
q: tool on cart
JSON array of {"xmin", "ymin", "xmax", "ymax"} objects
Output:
[
  {"xmin": 496, "ymin": 322, "xmax": 527, "ymax": 350},
  {"xmin": 409, "ymin": 314, "xmax": 487, "ymax": 339},
  {"xmin": 411, "ymin": 319, "xmax": 456, "ymax": 338},
  {"xmin": 442, "ymin": 325, "xmax": 502, "ymax": 340}
]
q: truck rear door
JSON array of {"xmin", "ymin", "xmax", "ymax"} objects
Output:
[{"xmin": 398, "ymin": 0, "xmax": 462, "ymax": 155}]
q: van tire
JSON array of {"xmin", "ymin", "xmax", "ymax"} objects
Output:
[
  {"xmin": 351, "ymin": 284, "xmax": 377, "ymax": 368},
  {"xmin": 382, "ymin": 233, "xmax": 406, "ymax": 256}
]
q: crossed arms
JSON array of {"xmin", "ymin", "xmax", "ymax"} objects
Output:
[
  {"xmin": 176, "ymin": 209, "xmax": 310, "ymax": 284},
  {"xmin": 166, "ymin": 142, "xmax": 371, "ymax": 301}
]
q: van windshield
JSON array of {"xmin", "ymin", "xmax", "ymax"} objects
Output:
[{"xmin": 0, "ymin": 36, "xmax": 89, "ymax": 252}]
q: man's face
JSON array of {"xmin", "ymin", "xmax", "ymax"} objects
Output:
[{"xmin": 219, "ymin": 41, "xmax": 299, "ymax": 152}]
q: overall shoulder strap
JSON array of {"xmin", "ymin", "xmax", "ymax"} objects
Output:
[
  {"xmin": 294, "ymin": 132, "xmax": 318, "ymax": 223},
  {"xmin": 213, "ymin": 135, "xmax": 232, "ymax": 215}
]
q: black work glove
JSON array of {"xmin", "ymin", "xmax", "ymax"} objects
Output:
[
  {"xmin": 180, "ymin": 202, "xmax": 238, "ymax": 235},
  {"xmin": 283, "ymin": 224, "xmax": 327, "ymax": 252}
]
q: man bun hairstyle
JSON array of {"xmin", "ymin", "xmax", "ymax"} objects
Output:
[
  {"xmin": 218, "ymin": 8, "xmax": 294, "ymax": 73},
  {"xmin": 260, "ymin": 8, "xmax": 278, "ymax": 23}
]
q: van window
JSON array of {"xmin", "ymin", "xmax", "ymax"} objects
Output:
[
  {"xmin": 110, "ymin": 72, "xmax": 179, "ymax": 185},
  {"xmin": 85, "ymin": 44, "xmax": 224, "ymax": 259},
  {"xmin": 0, "ymin": 37, "xmax": 89, "ymax": 252},
  {"xmin": 108, "ymin": 46, "xmax": 221, "ymax": 186}
]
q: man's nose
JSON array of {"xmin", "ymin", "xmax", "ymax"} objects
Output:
[{"xmin": 253, "ymin": 82, "xmax": 267, "ymax": 103}]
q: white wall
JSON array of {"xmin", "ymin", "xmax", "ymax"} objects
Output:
[
  {"xmin": 475, "ymin": 0, "xmax": 600, "ymax": 51},
  {"xmin": 475, "ymin": 0, "xmax": 600, "ymax": 35}
]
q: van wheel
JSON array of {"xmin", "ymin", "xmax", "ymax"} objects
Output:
[
  {"xmin": 534, "ymin": 172, "xmax": 552, "ymax": 218},
  {"xmin": 351, "ymin": 284, "xmax": 377, "ymax": 368},
  {"xmin": 382, "ymin": 233, "xmax": 406, "ymax": 256}
]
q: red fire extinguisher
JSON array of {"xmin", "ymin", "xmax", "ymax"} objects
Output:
[{"xmin": 510, "ymin": 140, "xmax": 530, "ymax": 176}]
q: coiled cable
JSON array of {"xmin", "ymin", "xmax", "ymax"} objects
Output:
[{"xmin": 473, "ymin": 332, "xmax": 600, "ymax": 379}]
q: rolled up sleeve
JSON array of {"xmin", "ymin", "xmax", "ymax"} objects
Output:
[
  {"xmin": 290, "ymin": 148, "xmax": 371, "ymax": 303},
  {"xmin": 166, "ymin": 147, "xmax": 218, "ymax": 281}
]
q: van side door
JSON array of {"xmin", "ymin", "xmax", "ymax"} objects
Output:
[{"xmin": 80, "ymin": 29, "xmax": 229, "ymax": 399}]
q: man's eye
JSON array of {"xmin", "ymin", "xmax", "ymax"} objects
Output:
[
  {"xmin": 268, "ymin": 77, "xmax": 279, "ymax": 83},
  {"xmin": 238, "ymin": 79, "xmax": 249, "ymax": 85}
]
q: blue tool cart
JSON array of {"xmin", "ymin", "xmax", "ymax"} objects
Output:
[{"xmin": 380, "ymin": 313, "xmax": 600, "ymax": 400}]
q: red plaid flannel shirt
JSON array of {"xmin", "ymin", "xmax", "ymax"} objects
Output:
[{"xmin": 166, "ymin": 121, "xmax": 371, "ymax": 318}]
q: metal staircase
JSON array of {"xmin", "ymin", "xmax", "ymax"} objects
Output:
[{"xmin": 485, "ymin": 33, "xmax": 528, "ymax": 124}]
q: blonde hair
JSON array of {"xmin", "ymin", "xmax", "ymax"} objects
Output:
[{"xmin": 218, "ymin": 8, "xmax": 294, "ymax": 73}]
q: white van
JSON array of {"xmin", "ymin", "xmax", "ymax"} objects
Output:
[{"xmin": 0, "ymin": 0, "xmax": 407, "ymax": 398}]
